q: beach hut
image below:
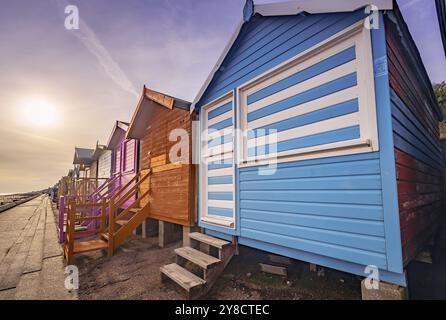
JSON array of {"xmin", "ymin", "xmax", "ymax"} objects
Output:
[
  {"xmin": 126, "ymin": 86, "xmax": 197, "ymax": 246},
  {"xmin": 73, "ymin": 147, "xmax": 95, "ymax": 178},
  {"xmin": 72, "ymin": 147, "xmax": 99, "ymax": 202},
  {"xmin": 162, "ymin": 0, "xmax": 444, "ymax": 298},
  {"xmin": 62, "ymin": 122, "xmax": 150, "ymax": 262},
  {"xmin": 105, "ymin": 121, "xmax": 139, "ymax": 207}
]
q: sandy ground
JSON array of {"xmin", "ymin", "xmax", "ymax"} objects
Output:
[{"xmin": 76, "ymin": 235, "xmax": 361, "ymax": 300}]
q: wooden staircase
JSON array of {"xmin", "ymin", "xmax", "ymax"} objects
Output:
[
  {"xmin": 58, "ymin": 174, "xmax": 121, "ymax": 243},
  {"xmin": 63, "ymin": 171, "xmax": 152, "ymax": 264},
  {"xmin": 160, "ymin": 232, "xmax": 236, "ymax": 299}
]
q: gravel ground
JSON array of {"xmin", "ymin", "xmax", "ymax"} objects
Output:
[{"xmin": 76, "ymin": 235, "xmax": 361, "ymax": 300}]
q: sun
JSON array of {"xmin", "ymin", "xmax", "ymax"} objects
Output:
[{"xmin": 22, "ymin": 99, "xmax": 57, "ymax": 127}]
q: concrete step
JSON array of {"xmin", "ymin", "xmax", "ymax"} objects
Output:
[{"xmin": 175, "ymin": 246, "xmax": 221, "ymax": 269}]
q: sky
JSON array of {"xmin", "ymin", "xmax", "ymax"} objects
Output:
[{"xmin": 0, "ymin": 0, "xmax": 445, "ymax": 193}]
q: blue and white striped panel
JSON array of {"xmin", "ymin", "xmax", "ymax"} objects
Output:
[
  {"xmin": 204, "ymin": 98, "xmax": 235, "ymax": 220},
  {"xmin": 245, "ymin": 45, "xmax": 361, "ymax": 160}
]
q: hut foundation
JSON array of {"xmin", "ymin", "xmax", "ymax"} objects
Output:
[
  {"xmin": 158, "ymin": 221, "xmax": 182, "ymax": 248},
  {"xmin": 182, "ymin": 226, "xmax": 201, "ymax": 247},
  {"xmin": 361, "ymin": 279, "xmax": 408, "ymax": 300}
]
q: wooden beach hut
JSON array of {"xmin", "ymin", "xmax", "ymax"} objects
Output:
[
  {"xmin": 161, "ymin": 0, "xmax": 444, "ymax": 298},
  {"xmin": 126, "ymin": 86, "xmax": 197, "ymax": 246},
  {"xmin": 63, "ymin": 121, "xmax": 151, "ymax": 262},
  {"xmin": 105, "ymin": 121, "xmax": 139, "ymax": 208}
]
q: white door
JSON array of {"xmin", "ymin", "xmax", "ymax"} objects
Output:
[{"xmin": 201, "ymin": 93, "xmax": 235, "ymax": 229}]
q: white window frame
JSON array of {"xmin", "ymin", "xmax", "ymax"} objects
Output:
[{"xmin": 236, "ymin": 19, "xmax": 379, "ymax": 167}]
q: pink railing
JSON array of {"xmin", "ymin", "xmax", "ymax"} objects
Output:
[{"xmin": 57, "ymin": 175, "xmax": 122, "ymax": 243}]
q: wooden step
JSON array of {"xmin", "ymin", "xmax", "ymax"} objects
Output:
[
  {"xmin": 100, "ymin": 233, "xmax": 109, "ymax": 241},
  {"xmin": 189, "ymin": 232, "xmax": 230, "ymax": 249},
  {"xmin": 175, "ymin": 247, "xmax": 221, "ymax": 269},
  {"xmin": 116, "ymin": 220, "xmax": 129, "ymax": 226},
  {"xmin": 160, "ymin": 263, "xmax": 205, "ymax": 292},
  {"xmin": 63, "ymin": 225, "xmax": 88, "ymax": 233},
  {"xmin": 72, "ymin": 239, "xmax": 108, "ymax": 254},
  {"xmin": 128, "ymin": 208, "xmax": 142, "ymax": 214}
]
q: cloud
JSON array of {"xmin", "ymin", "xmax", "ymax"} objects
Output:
[{"xmin": 56, "ymin": 0, "xmax": 138, "ymax": 98}]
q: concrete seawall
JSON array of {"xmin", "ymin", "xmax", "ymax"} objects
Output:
[{"xmin": 0, "ymin": 194, "xmax": 42, "ymax": 214}]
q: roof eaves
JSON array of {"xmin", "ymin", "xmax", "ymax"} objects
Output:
[
  {"xmin": 436, "ymin": 0, "xmax": 446, "ymax": 57},
  {"xmin": 190, "ymin": 20, "xmax": 245, "ymax": 113},
  {"xmin": 190, "ymin": 0, "xmax": 393, "ymax": 113}
]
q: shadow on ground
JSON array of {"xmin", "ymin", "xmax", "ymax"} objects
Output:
[{"xmin": 407, "ymin": 220, "xmax": 446, "ymax": 300}]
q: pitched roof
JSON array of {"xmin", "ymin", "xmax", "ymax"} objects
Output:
[
  {"xmin": 73, "ymin": 147, "xmax": 95, "ymax": 165},
  {"xmin": 190, "ymin": 0, "xmax": 393, "ymax": 112},
  {"xmin": 106, "ymin": 120, "xmax": 130, "ymax": 149},
  {"xmin": 387, "ymin": 2, "xmax": 443, "ymax": 120},
  {"xmin": 253, "ymin": 0, "xmax": 392, "ymax": 17},
  {"xmin": 126, "ymin": 86, "xmax": 191, "ymax": 139},
  {"xmin": 92, "ymin": 142, "xmax": 108, "ymax": 160}
]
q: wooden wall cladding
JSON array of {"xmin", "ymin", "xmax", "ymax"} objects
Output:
[
  {"xmin": 395, "ymin": 150, "xmax": 444, "ymax": 264},
  {"xmin": 139, "ymin": 106, "xmax": 195, "ymax": 226},
  {"xmin": 387, "ymin": 16, "xmax": 445, "ymax": 264}
]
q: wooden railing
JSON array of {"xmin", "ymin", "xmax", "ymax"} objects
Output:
[
  {"xmin": 64, "ymin": 199, "xmax": 108, "ymax": 264},
  {"xmin": 63, "ymin": 170, "xmax": 152, "ymax": 260},
  {"xmin": 58, "ymin": 176, "xmax": 116, "ymax": 243},
  {"xmin": 72, "ymin": 178, "xmax": 108, "ymax": 203},
  {"xmin": 107, "ymin": 170, "xmax": 151, "ymax": 255},
  {"xmin": 90, "ymin": 175, "xmax": 120, "ymax": 203}
]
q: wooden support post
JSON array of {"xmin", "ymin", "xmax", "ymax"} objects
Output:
[
  {"xmin": 309, "ymin": 263, "xmax": 318, "ymax": 273},
  {"xmin": 144, "ymin": 219, "xmax": 158, "ymax": 237},
  {"xmin": 182, "ymin": 226, "xmax": 201, "ymax": 247},
  {"xmin": 108, "ymin": 199, "xmax": 115, "ymax": 257},
  {"xmin": 67, "ymin": 201, "xmax": 76, "ymax": 265},
  {"xmin": 142, "ymin": 219, "xmax": 147, "ymax": 239},
  {"xmin": 100, "ymin": 199, "xmax": 107, "ymax": 233},
  {"xmin": 158, "ymin": 221, "xmax": 182, "ymax": 248}
]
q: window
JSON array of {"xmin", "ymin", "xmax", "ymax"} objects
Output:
[
  {"xmin": 123, "ymin": 140, "xmax": 135, "ymax": 172},
  {"xmin": 237, "ymin": 20, "xmax": 379, "ymax": 165},
  {"xmin": 114, "ymin": 149, "xmax": 121, "ymax": 174}
]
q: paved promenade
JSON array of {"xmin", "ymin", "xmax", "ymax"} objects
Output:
[{"xmin": 0, "ymin": 195, "xmax": 77, "ymax": 299}]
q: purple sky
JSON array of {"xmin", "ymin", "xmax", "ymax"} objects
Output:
[{"xmin": 0, "ymin": 0, "xmax": 445, "ymax": 193}]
